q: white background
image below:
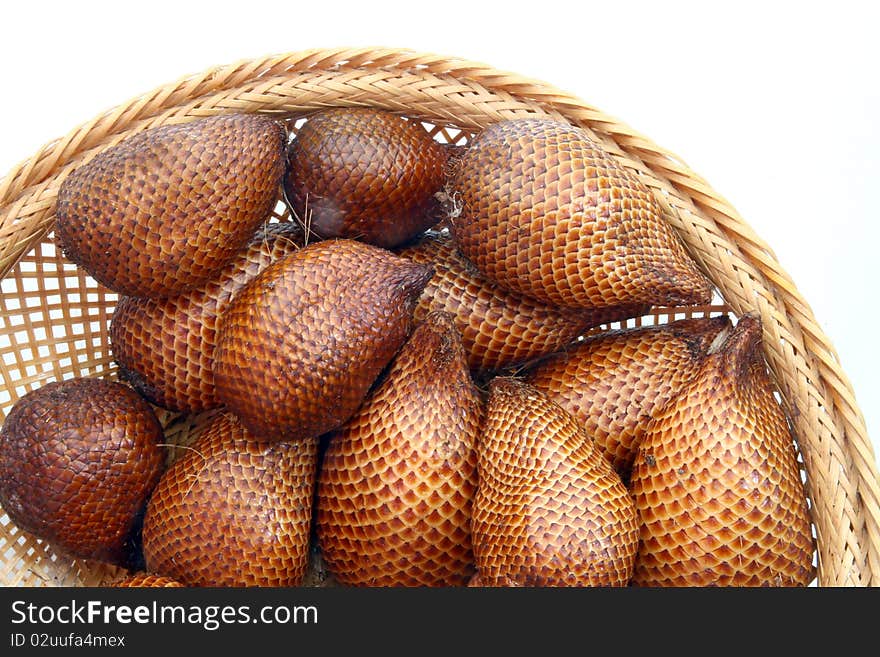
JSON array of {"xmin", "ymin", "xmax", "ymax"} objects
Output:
[{"xmin": 1, "ymin": 1, "xmax": 876, "ymax": 463}]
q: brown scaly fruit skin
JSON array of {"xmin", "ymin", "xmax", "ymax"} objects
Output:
[
  {"xmin": 448, "ymin": 117, "xmax": 714, "ymax": 309},
  {"xmin": 141, "ymin": 411, "xmax": 318, "ymax": 587},
  {"xmin": 629, "ymin": 314, "xmax": 816, "ymax": 586},
  {"xmin": 524, "ymin": 315, "xmax": 732, "ymax": 480},
  {"xmin": 472, "ymin": 377, "xmax": 639, "ymax": 587},
  {"xmin": 110, "ymin": 221, "xmax": 304, "ymax": 413},
  {"xmin": 0, "ymin": 378, "xmax": 164, "ymax": 567},
  {"xmin": 56, "ymin": 113, "xmax": 287, "ymax": 298},
  {"xmin": 317, "ymin": 311, "xmax": 482, "ymax": 586},
  {"xmin": 111, "ymin": 572, "xmax": 185, "ymax": 587},
  {"xmin": 213, "ymin": 238, "xmax": 434, "ymax": 442},
  {"xmin": 395, "ymin": 230, "xmax": 651, "ymax": 373},
  {"xmin": 284, "ymin": 107, "xmax": 449, "ymax": 248}
]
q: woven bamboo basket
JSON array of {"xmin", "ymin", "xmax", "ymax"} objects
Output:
[{"xmin": 0, "ymin": 46, "xmax": 877, "ymax": 588}]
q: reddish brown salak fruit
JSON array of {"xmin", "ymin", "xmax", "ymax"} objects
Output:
[
  {"xmin": 111, "ymin": 572, "xmax": 185, "ymax": 587},
  {"xmin": 524, "ymin": 315, "xmax": 732, "ymax": 480},
  {"xmin": 284, "ymin": 107, "xmax": 449, "ymax": 248},
  {"xmin": 396, "ymin": 230, "xmax": 651, "ymax": 373},
  {"xmin": 110, "ymin": 221, "xmax": 304, "ymax": 413},
  {"xmin": 0, "ymin": 378, "xmax": 164, "ymax": 567},
  {"xmin": 56, "ymin": 113, "xmax": 287, "ymax": 298},
  {"xmin": 141, "ymin": 411, "xmax": 318, "ymax": 587},
  {"xmin": 448, "ymin": 117, "xmax": 714, "ymax": 309},
  {"xmin": 317, "ymin": 311, "xmax": 482, "ymax": 586},
  {"xmin": 629, "ymin": 314, "xmax": 815, "ymax": 586},
  {"xmin": 213, "ymin": 238, "xmax": 434, "ymax": 442},
  {"xmin": 471, "ymin": 377, "xmax": 639, "ymax": 587}
]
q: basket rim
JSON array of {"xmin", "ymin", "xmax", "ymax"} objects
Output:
[{"xmin": 0, "ymin": 45, "xmax": 877, "ymax": 586}]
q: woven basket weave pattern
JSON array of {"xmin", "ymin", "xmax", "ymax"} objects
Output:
[{"xmin": 0, "ymin": 47, "xmax": 877, "ymax": 587}]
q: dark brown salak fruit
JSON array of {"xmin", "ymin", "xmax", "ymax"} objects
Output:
[
  {"xmin": 300, "ymin": 541, "xmax": 339, "ymax": 588},
  {"xmin": 0, "ymin": 377, "xmax": 164, "ymax": 567},
  {"xmin": 471, "ymin": 377, "xmax": 639, "ymax": 587},
  {"xmin": 284, "ymin": 107, "xmax": 449, "ymax": 248},
  {"xmin": 629, "ymin": 313, "xmax": 816, "ymax": 586},
  {"xmin": 110, "ymin": 221, "xmax": 304, "ymax": 413},
  {"xmin": 56, "ymin": 112, "xmax": 287, "ymax": 298},
  {"xmin": 212, "ymin": 238, "xmax": 434, "ymax": 442},
  {"xmin": 141, "ymin": 411, "xmax": 318, "ymax": 587},
  {"xmin": 448, "ymin": 117, "xmax": 714, "ymax": 309},
  {"xmin": 395, "ymin": 230, "xmax": 651, "ymax": 373},
  {"xmin": 524, "ymin": 315, "xmax": 732, "ymax": 480},
  {"xmin": 317, "ymin": 311, "xmax": 482, "ymax": 586}
]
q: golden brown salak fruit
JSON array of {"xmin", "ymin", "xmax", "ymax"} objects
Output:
[
  {"xmin": 111, "ymin": 572, "xmax": 185, "ymax": 587},
  {"xmin": 448, "ymin": 117, "xmax": 714, "ymax": 309},
  {"xmin": 629, "ymin": 313, "xmax": 815, "ymax": 586},
  {"xmin": 55, "ymin": 113, "xmax": 287, "ymax": 298},
  {"xmin": 317, "ymin": 311, "xmax": 482, "ymax": 586},
  {"xmin": 110, "ymin": 221, "xmax": 304, "ymax": 413},
  {"xmin": 213, "ymin": 238, "xmax": 434, "ymax": 442},
  {"xmin": 524, "ymin": 315, "xmax": 732, "ymax": 479},
  {"xmin": 471, "ymin": 377, "xmax": 639, "ymax": 587},
  {"xmin": 284, "ymin": 107, "xmax": 449, "ymax": 248},
  {"xmin": 0, "ymin": 378, "xmax": 164, "ymax": 567},
  {"xmin": 396, "ymin": 230, "xmax": 651, "ymax": 373},
  {"xmin": 141, "ymin": 411, "xmax": 318, "ymax": 587}
]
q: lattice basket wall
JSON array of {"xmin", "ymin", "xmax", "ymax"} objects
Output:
[{"xmin": 1, "ymin": 47, "xmax": 877, "ymax": 587}]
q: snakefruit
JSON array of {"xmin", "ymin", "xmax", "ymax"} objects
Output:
[
  {"xmin": 317, "ymin": 311, "xmax": 482, "ymax": 586},
  {"xmin": 629, "ymin": 313, "xmax": 815, "ymax": 586},
  {"xmin": 284, "ymin": 107, "xmax": 448, "ymax": 248},
  {"xmin": 110, "ymin": 221, "xmax": 304, "ymax": 413},
  {"xmin": 396, "ymin": 230, "xmax": 651, "ymax": 373},
  {"xmin": 212, "ymin": 238, "xmax": 434, "ymax": 441},
  {"xmin": 471, "ymin": 377, "xmax": 639, "ymax": 587},
  {"xmin": 111, "ymin": 573, "xmax": 185, "ymax": 587},
  {"xmin": 524, "ymin": 315, "xmax": 732, "ymax": 479},
  {"xmin": 0, "ymin": 377, "xmax": 164, "ymax": 567},
  {"xmin": 141, "ymin": 411, "xmax": 318, "ymax": 587},
  {"xmin": 448, "ymin": 117, "xmax": 714, "ymax": 309},
  {"xmin": 56, "ymin": 112, "xmax": 287, "ymax": 298}
]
